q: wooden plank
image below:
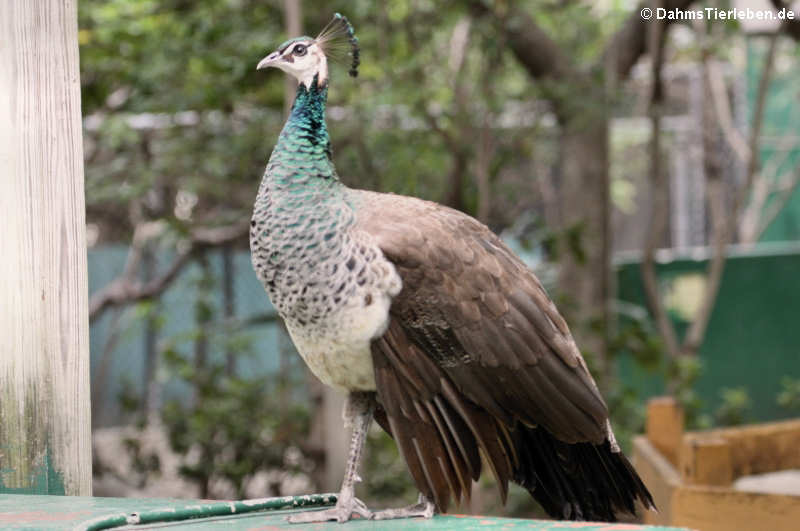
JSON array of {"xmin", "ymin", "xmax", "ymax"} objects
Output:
[
  {"xmin": 633, "ymin": 436, "xmax": 680, "ymax": 526},
  {"xmin": 646, "ymin": 397, "xmax": 684, "ymax": 466},
  {"xmin": 690, "ymin": 419, "xmax": 800, "ymax": 477},
  {"xmin": 0, "ymin": 0, "xmax": 92, "ymax": 495},
  {"xmin": 673, "ymin": 485, "xmax": 800, "ymax": 531},
  {"xmin": 680, "ymin": 437, "xmax": 732, "ymax": 486}
]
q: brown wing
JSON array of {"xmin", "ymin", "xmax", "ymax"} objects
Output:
[
  {"xmin": 357, "ymin": 193, "xmax": 652, "ymax": 518},
  {"xmin": 360, "ymin": 194, "xmax": 609, "ymax": 440}
]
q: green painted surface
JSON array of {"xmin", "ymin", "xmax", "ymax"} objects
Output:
[
  {"xmin": 0, "ymin": 444, "xmax": 66, "ymax": 496},
  {"xmin": 0, "ymin": 494, "xmax": 688, "ymax": 530},
  {"xmin": 616, "ymin": 243, "xmax": 800, "ymax": 421}
]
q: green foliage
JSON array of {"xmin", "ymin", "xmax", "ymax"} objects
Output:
[
  {"xmin": 79, "ymin": 0, "xmax": 285, "ymax": 113},
  {"xmin": 540, "ymin": 222, "xmax": 588, "ymax": 266},
  {"xmin": 609, "ymin": 304, "xmax": 664, "ymax": 372},
  {"xmin": 117, "ymin": 378, "xmax": 163, "ymax": 487},
  {"xmin": 118, "ymin": 376, "xmax": 144, "ymax": 422},
  {"xmin": 154, "ymin": 255, "xmax": 311, "ymax": 499},
  {"xmin": 80, "ymin": 0, "xmax": 290, "ymax": 241},
  {"xmin": 606, "ymin": 385, "xmax": 647, "ymax": 452},
  {"xmin": 361, "ymin": 429, "xmax": 416, "ymax": 506},
  {"xmin": 605, "ymin": 302, "xmax": 665, "ymax": 451},
  {"xmin": 111, "ymin": 251, "xmax": 313, "ymax": 499},
  {"xmin": 79, "ymin": 0, "xmax": 558, "ymax": 244},
  {"xmin": 160, "ymin": 346, "xmax": 310, "ymax": 499},
  {"xmin": 122, "ymin": 435, "xmax": 162, "ymax": 488},
  {"xmin": 714, "ymin": 387, "xmax": 752, "ymax": 427},
  {"xmin": 777, "ymin": 377, "xmax": 800, "ymax": 413},
  {"xmin": 666, "ymin": 356, "xmax": 712, "ymax": 430}
]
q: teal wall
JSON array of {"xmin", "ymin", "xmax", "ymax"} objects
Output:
[
  {"xmin": 616, "ymin": 243, "xmax": 800, "ymax": 422},
  {"xmin": 88, "ymin": 246, "xmax": 295, "ymax": 427}
]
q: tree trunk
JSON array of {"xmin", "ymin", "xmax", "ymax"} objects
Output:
[
  {"xmin": 193, "ymin": 252, "xmax": 211, "ymax": 406},
  {"xmin": 443, "ymin": 150, "xmax": 468, "ymax": 212},
  {"xmin": 142, "ymin": 244, "xmax": 161, "ymax": 422},
  {"xmin": 0, "ymin": 0, "xmax": 92, "ymax": 495},
  {"xmin": 465, "ymin": 0, "xmax": 700, "ymax": 387},
  {"xmin": 557, "ymin": 112, "xmax": 610, "ymax": 379},
  {"xmin": 222, "ymin": 245, "xmax": 236, "ymax": 375}
]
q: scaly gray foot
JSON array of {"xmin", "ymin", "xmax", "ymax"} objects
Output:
[
  {"xmin": 371, "ymin": 495, "xmax": 435, "ymax": 520},
  {"xmin": 287, "ymin": 494, "xmax": 372, "ymax": 524}
]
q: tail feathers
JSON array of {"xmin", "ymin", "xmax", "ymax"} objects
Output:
[{"xmin": 512, "ymin": 425, "xmax": 655, "ymax": 521}]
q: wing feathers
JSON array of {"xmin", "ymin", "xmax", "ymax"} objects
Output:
[
  {"xmin": 432, "ymin": 395, "xmax": 481, "ymax": 481},
  {"xmin": 423, "ymin": 400, "xmax": 471, "ymax": 499},
  {"xmin": 439, "ymin": 377, "xmax": 512, "ymax": 504},
  {"xmin": 503, "ymin": 305, "xmax": 545, "ymax": 363},
  {"xmin": 356, "ymin": 192, "xmax": 653, "ymax": 519},
  {"xmin": 506, "ymin": 289, "xmax": 579, "ymax": 367},
  {"xmin": 372, "ymin": 323, "xmax": 521, "ymax": 509}
]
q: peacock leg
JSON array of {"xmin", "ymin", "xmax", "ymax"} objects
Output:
[
  {"xmin": 287, "ymin": 391, "xmax": 375, "ymax": 524},
  {"xmin": 371, "ymin": 493, "xmax": 436, "ymax": 520}
]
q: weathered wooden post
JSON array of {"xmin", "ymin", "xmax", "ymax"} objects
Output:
[{"xmin": 0, "ymin": 0, "xmax": 92, "ymax": 495}]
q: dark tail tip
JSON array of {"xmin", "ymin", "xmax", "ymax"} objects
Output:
[{"xmin": 512, "ymin": 425, "xmax": 656, "ymax": 521}]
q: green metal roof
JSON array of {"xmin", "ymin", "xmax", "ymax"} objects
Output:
[{"xmin": 0, "ymin": 494, "xmax": 690, "ymax": 530}]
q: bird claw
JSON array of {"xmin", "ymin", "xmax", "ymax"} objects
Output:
[
  {"xmin": 286, "ymin": 496, "xmax": 372, "ymax": 524},
  {"xmin": 371, "ymin": 499, "xmax": 435, "ymax": 520}
]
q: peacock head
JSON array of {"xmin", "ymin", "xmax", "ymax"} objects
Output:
[{"xmin": 257, "ymin": 13, "xmax": 359, "ymax": 89}]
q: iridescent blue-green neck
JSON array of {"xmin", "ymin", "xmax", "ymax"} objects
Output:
[{"xmin": 265, "ymin": 76, "xmax": 338, "ymax": 191}]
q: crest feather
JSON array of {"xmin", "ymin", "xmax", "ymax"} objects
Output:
[{"xmin": 316, "ymin": 13, "xmax": 360, "ymax": 77}]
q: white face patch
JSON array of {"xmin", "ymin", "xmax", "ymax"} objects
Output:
[{"xmin": 275, "ymin": 40, "xmax": 328, "ymax": 88}]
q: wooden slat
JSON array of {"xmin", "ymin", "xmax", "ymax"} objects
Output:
[
  {"xmin": 690, "ymin": 419, "xmax": 800, "ymax": 477},
  {"xmin": 673, "ymin": 485, "xmax": 800, "ymax": 531},
  {"xmin": 633, "ymin": 436, "xmax": 680, "ymax": 526},
  {"xmin": 646, "ymin": 397, "xmax": 684, "ymax": 466},
  {"xmin": 680, "ymin": 437, "xmax": 732, "ymax": 486},
  {"xmin": 0, "ymin": 0, "xmax": 91, "ymax": 495},
  {"xmin": 639, "ymin": 398, "xmax": 800, "ymax": 529}
]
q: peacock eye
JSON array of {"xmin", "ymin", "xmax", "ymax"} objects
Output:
[{"xmin": 293, "ymin": 44, "xmax": 307, "ymax": 56}]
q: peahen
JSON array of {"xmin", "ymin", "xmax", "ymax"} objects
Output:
[{"xmin": 250, "ymin": 14, "xmax": 654, "ymax": 524}]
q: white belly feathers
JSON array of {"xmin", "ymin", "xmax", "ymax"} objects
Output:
[{"xmin": 286, "ymin": 287, "xmax": 394, "ymax": 391}]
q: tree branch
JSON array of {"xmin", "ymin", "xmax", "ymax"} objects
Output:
[
  {"xmin": 705, "ymin": 60, "xmax": 750, "ymax": 164},
  {"xmin": 641, "ymin": 1, "xmax": 681, "ymax": 358},
  {"xmin": 737, "ymin": 30, "xmax": 779, "ymax": 219},
  {"xmin": 467, "ymin": 0, "xmax": 575, "ymax": 81},
  {"xmin": 677, "ymin": 23, "xmax": 777, "ymax": 356},
  {"xmin": 471, "ymin": 0, "xmax": 697, "ymax": 87},
  {"xmin": 739, "ymin": 135, "xmax": 800, "ymax": 242},
  {"xmin": 603, "ymin": 0, "xmax": 696, "ymax": 80},
  {"xmin": 754, "ymin": 167, "xmax": 800, "ymax": 239},
  {"xmin": 681, "ymin": 175, "xmax": 726, "ymax": 354},
  {"xmin": 771, "ymin": 1, "xmax": 800, "ymax": 41},
  {"xmin": 89, "ymin": 222, "xmax": 249, "ymax": 322},
  {"xmin": 703, "ymin": 28, "xmax": 784, "ymax": 245}
]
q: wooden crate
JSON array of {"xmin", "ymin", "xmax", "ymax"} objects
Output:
[{"xmin": 633, "ymin": 397, "xmax": 800, "ymax": 531}]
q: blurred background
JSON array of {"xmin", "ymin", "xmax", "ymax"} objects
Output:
[{"xmin": 81, "ymin": 0, "xmax": 800, "ymax": 518}]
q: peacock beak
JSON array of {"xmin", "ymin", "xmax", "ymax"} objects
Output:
[{"xmin": 257, "ymin": 51, "xmax": 281, "ymax": 70}]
